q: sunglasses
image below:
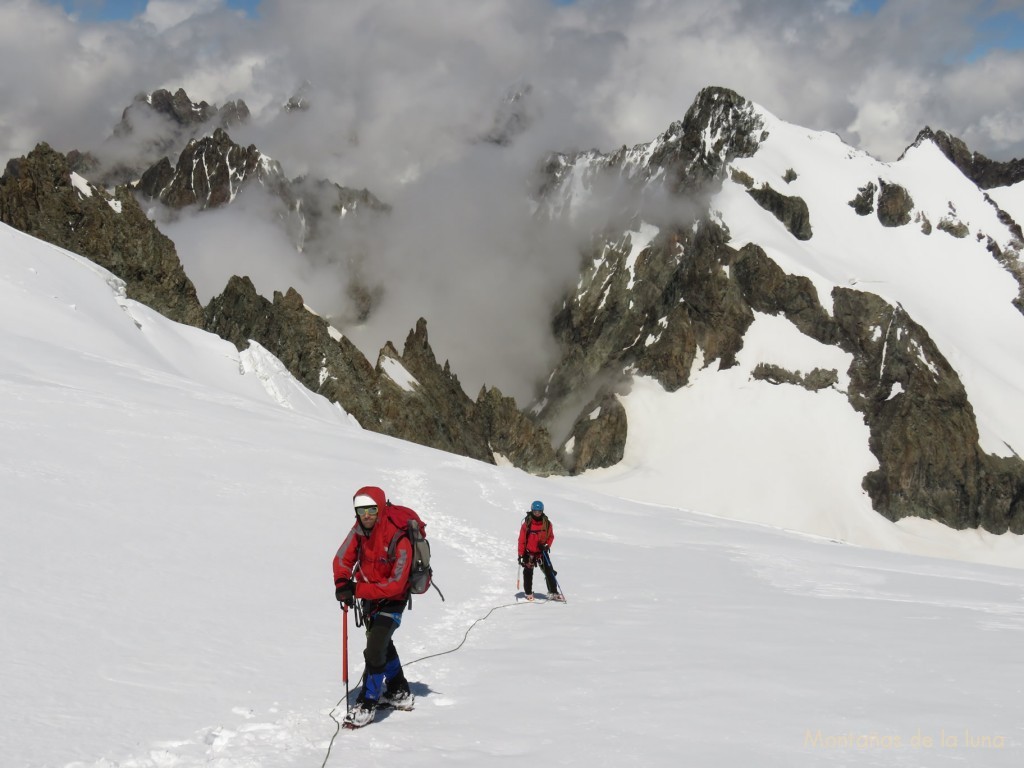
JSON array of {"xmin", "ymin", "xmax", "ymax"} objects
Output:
[{"xmin": 354, "ymin": 505, "xmax": 379, "ymax": 517}]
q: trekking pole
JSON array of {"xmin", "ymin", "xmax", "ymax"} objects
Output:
[{"xmin": 542, "ymin": 550, "xmax": 567, "ymax": 603}]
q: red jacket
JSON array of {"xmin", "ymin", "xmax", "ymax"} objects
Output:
[
  {"xmin": 518, "ymin": 513, "xmax": 554, "ymax": 557},
  {"xmin": 333, "ymin": 485, "xmax": 412, "ymax": 603}
]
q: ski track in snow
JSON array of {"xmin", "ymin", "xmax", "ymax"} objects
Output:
[{"xmin": 381, "ymin": 465, "xmax": 526, "ymax": 681}]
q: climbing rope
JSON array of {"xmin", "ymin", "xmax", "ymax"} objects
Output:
[{"xmin": 320, "ymin": 598, "xmax": 546, "ymax": 766}]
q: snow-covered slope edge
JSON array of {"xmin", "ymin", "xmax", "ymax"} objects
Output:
[{"xmin": 0, "ymin": 222, "xmax": 351, "ymax": 426}]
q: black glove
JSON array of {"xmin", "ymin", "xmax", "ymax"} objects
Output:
[
  {"xmin": 518, "ymin": 555, "xmax": 528, "ymax": 567},
  {"xmin": 539, "ymin": 544, "xmax": 549, "ymax": 553},
  {"xmin": 335, "ymin": 580, "xmax": 355, "ymax": 607}
]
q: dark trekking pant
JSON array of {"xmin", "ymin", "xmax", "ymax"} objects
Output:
[
  {"xmin": 361, "ymin": 612, "xmax": 408, "ymax": 702},
  {"xmin": 523, "ymin": 553, "xmax": 557, "ymax": 594}
]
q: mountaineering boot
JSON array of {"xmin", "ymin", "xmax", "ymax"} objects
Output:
[
  {"xmin": 381, "ymin": 684, "xmax": 415, "ymax": 711},
  {"xmin": 525, "ymin": 593, "xmax": 535, "ymax": 601},
  {"xmin": 548, "ymin": 592, "xmax": 565, "ymax": 602},
  {"xmin": 343, "ymin": 699, "xmax": 377, "ymax": 728}
]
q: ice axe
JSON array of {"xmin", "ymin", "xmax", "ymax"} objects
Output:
[{"xmin": 342, "ymin": 605, "xmax": 350, "ymax": 708}]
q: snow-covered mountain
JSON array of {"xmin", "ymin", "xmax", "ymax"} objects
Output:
[
  {"xmin": 3, "ymin": 85, "xmax": 1024, "ymax": 545},
  {"xmin": 533, "ymin": 87, "xmax": 1024, "ymax": 537},
  {"xmin": 3, "ymin": 216, "xmax": 1024, "ymax": 768}
]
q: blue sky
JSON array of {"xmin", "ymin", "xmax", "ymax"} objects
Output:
[
  {"xmin": 852, "ymin": 0, "xmax": 1024, "ymax": 58},
  {"xmin": 51, "ymin": 0, "xmax": 261, "ymax": 21},
  {"xmin": 53, "ymin": 0, "xmax": 1024, "ymax": 58},
  {"xmin": 970, "ymin": 7, "xmax": 1024, "ymax": 58}
]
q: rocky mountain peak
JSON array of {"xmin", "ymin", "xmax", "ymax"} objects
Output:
[
  {"xmin": 137, "ymin": 127, "xmax": 284, "ymax": 209},
  {"xmin": 482, "ymin": 82, "xmax": 534, "ymax": 146},
  {"xmin": 77, "ymin": 88, "xmax": 252, "ymax": 188},
  {"xmin": 284, "ymin": 81, "xmax": 313, "ymax": 113},
  {"xmin": 535, "ymin": 86, "xmax": 765, "ymax": 223},
  {"xmin": 126, "ymin": 97, "xmax": 390, "ymax": 267},
  {"xmin": 912, "ymin": 126, "xmax": 1024, "ymax": 189},
  {"xmin": 647, "ymin": 85, "xmax": 766, "ymax": 191},
  {"xmin": 115, "ymin": 87, "xmax": 249, "ymax": 137}
]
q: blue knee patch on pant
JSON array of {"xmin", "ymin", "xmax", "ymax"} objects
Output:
[{"xmin": 364, "ymin": 671, "xmax": 385, "ymax": 702}]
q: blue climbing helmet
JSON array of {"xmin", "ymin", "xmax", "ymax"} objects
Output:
[{"xmin": 530, "ymin": 500, "xmax": 544, "ymax": 513}]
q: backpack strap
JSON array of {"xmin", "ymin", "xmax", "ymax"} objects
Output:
[
  {"xmin": 523, "ymin": 513, "xmax": 551, "ymax": 536},
  {"xmin": 386, "ymin": 523, "xmax": 411, "ymax": 560},
  {"xmin": 386, "ymin": 523, "xmax": 414, "ymax": 609}
]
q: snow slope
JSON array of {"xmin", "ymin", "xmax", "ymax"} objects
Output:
[{"xmin": 3, "ymin": 222, "xmax": 1024, "ymax": 766}]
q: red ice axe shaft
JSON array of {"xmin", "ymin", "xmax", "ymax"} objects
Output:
[{"xmin": 342, "ymin": 606, "xmax": 350, "ymax": 705}]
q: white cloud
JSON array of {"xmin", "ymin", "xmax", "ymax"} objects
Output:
[
  {"xmin": 4, "ymin": 0, "xmax": 1023, "ymax": 173},
  {"xmin": 4, "ymin": 0, "xmax": 1024, "ymax": 404}
]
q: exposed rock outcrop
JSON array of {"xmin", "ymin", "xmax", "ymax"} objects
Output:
[
  {"xmin": 747, "ymin": 183, "xmax": 813, "ymax": 240},
  {"xmin": 0, "ymin": 130, "xmax": 556, "ymax": 477},
  {"xmin": 751, "ymin": 364, "xmax": 838, "ymax": 391},
  {"xmin": 848, "ymin": 182, "xmax": 876, "ymax": 216},
  {"xmin": 831, "ymin": 288, "xmax": 1024, "ymax": 533},
  {"xmin": 204, "ymin": 279, "xmax": 565, "ymax": 474},
  {"xmin": 541, "ymin": 217, "xmax": 754, "ymax": 444},
  {"xmin": 876, "ymin": 180, "xmax": 914, "ymax": 227},
  {"xmin": 732, "ymin": 243, "xmax": 836, "ymax": 343},
  {"xmin": 647, "ymin": 86, "xmax": 767, "ymax": 193},
  {"xmin": 850, "ymin": 180, "xmax": 915, "ymax": 227},
  {"xmin": 534, "ymin": 87, "xmax": 768, "ymax": 445},
  {"xmin": 476, "ymin": 386, "xmax": 565, "ymax": 474},
  {"xmin": 533, "ymin": 87, "xmax": 1024, "ymax": 532},
  {"xmin": 380, "ymin": 319, "xmax": 494, "ymax": 462},
  {"xmin": 204, "ymin": 275, "xmax": 378, "ymax": 417},
  {"xmin": 731, "ymin": 246, "xmax": 1024, "ymax": 532},
  {"xmin": 482, "ymin": 82, "xmax": 535, "ymax": 146},
  {"xmin": 115, "ymin": 87, "xmax": 248, "ymax": 138},
  {"xmin": 134, "ymin": 121, "xmax": 391, "ymax": 293},
  {"xmin": 558, "ymin": 389, "xmax": 628, "ymax": 473},
  {"xmin": 137, "ymin": 128, "xmax": 286, "ymax": 209},
  {"xmin": 71, "ymin": 88, "xmax": 250, "ymax": 187},
  {"xmin": 914, "ymin": 127, "xmax": 1024, "ymax": 189},
  {"xmin": 0, "ymin": 143, "xmax": 204, "ymax": 327},
  {"xmin": 982, "ymin": 205, "xmax": 1024, "ymax": 315}
]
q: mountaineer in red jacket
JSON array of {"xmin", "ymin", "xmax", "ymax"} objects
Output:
[
  {"xmin": 334, "ymin": 485, "xmax": 415, "ymax": 728},
  {"xmin": 517, "ymin": 500, "xmax": 562, "ymax": 601}
]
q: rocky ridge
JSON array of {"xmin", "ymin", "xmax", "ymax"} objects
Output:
[
  {"xmin": 0, "ymin": 142, "xmax": 564, "ymax": 475},
  {"xmin": 70, "ymin": 87, "xmax": 250, "ymax": 188},
  {"xmin": 912, "ymin": 127, "xmax": 1024, "ymax": 190},
  {"xmin": 0, "ymin": 144, "xmax": 204, "ymax": 327}
]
